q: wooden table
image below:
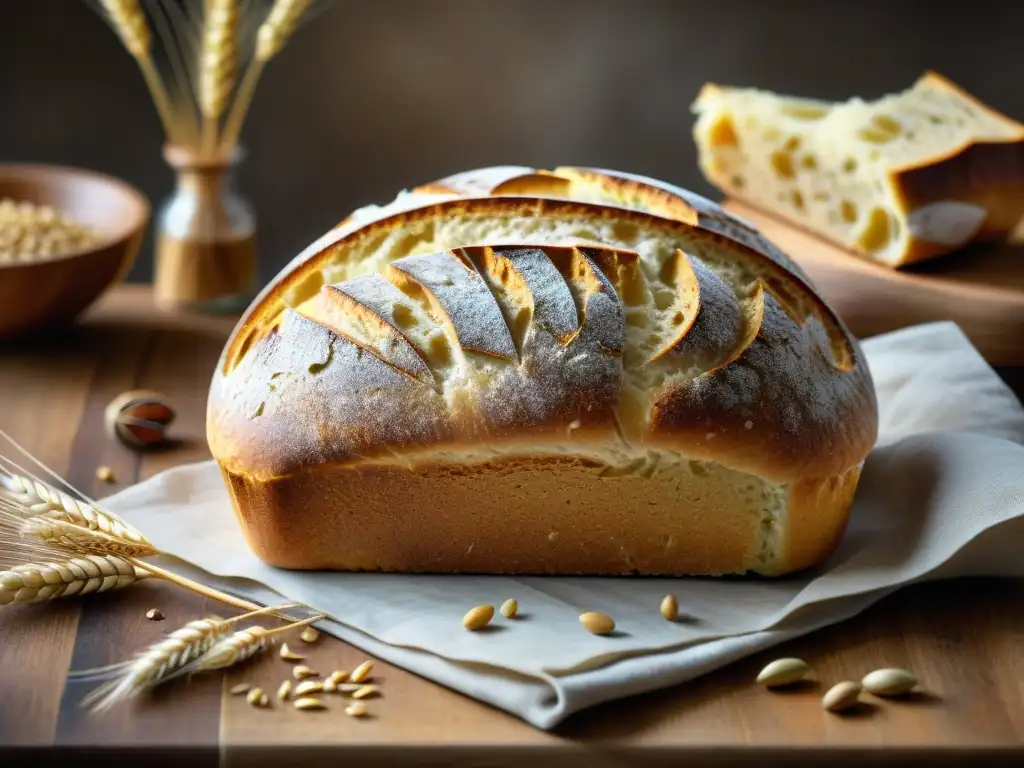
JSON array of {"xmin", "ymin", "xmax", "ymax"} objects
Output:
[{"xmin": 2, "ymin": 286, "xmax": 1023, "ymax": 767}]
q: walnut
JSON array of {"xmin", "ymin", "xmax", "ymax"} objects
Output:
[{"xmin": 104, "ymin": 390, "xmax": 176, "ymax": 449}]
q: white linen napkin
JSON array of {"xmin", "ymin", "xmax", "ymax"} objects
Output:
[{"xmin": 103, "ymin": 321, "xmax": 1024, "ymax": 729}]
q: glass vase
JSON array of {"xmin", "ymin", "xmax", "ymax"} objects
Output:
[{"xmin": 153, "ymin": 145, "xmax": 256, "ymax": 314}]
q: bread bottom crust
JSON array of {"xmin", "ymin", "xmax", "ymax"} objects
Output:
[{"xmin": 220, "ymin": 454, "xmax": 862, "ymax": 577}]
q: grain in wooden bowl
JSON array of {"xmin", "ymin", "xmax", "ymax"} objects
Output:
[{"xmin": 0, "ymin": 163, "xmax": 150, "ymax": 340}]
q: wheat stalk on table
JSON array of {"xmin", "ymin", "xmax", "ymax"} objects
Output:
[
  {"xmin": 0, "ymin": 427, "xmax": 305, "ymax": 615},
  {"xmin": 0, "ymin": 555, "xmax": 147, "ymax": 605},
  {"xmin": 0, "ymin": 426, "xmax": 333, "ymax": 710},
  {"xmin": 0, "ymin": 469, "xmax": 149, "ymax": 545},
  {"xmin": 74, "ymin": 603, "xmax": 319, "ymax": 711}
]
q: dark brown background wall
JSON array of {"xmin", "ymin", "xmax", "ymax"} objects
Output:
[{"xmin": 2, "ymin": 0, "xmax": 1021, "ymax": 286}]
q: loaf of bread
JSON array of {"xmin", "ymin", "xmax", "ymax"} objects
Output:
[
  {"xmin": 692, "ymin": 72, "xmax": 1024, "ymax": 267},
  {"xmin": 208, "ymin": 167, "xmax": 878, "ymax": 577}
]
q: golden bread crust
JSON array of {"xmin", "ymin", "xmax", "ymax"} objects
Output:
[{"xmin": 219, "ymin": 454, "xmax": 862, "ymax": 576}]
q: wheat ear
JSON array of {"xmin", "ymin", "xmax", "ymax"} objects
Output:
[
  {"xmin": 218, "ymin": 0, "xmax": 312, "ymax": 152},
  {"xmin": 200, "ymin": 0, "xmax": 240, "ymax": 155},
  {"xmin": 0, "ymin": 555, "xmax": 148, "ymax": 605},
  {"xmin": 0, "ymin": 473, "xmax": 262, "ymax": 612},
  {"xmin": 78, "ymin": 604, "xmax": 299, "ymax": 711},
  {"xmin": 100, "ymin": 0, "xmax": 182, "ymax": 145},
  {"xmin": 190, "ymin": 613, "xmax": 324, "ymax": 672},
  {"xmin": 80, "ymin": 615, "xmax": 228, "ymax": 712},
  {"xmin": 19, "ymin": 517, "xmax": 159, "ymax": 559},
  {"xmin": 0, "ymin": 471, "xmax": 150, "ymax": 547}
]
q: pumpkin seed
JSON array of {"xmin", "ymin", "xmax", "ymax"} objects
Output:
[
  {"xmin": 345, "ymin": 701, "xmax": 368, "ymax": 717},
  {"xmin": 579, "ymin": 611, "xmax": 615, "ymax": 635},
  {"xmin": 660, "ymin": 595, "xmax": 679, "ymax": 621},
  {"xmin": 350, "ymin": 660, "xmax": 374, "ymax": 683},
  {"xmin": 293, "ymin": 664, "xmax": 317, "ymax": 680},
  {"xmin": 279, "ymin": 642, "xmax": 304, "ymax": 661},
  {"xmin": 463, "ymin": 604, "xmax": 495, "ymax": 630},
  {"xmin": 295, "ymin": 680, "xmax": 323, "ymax": 696},
  {"xmin": 822, "ymin": 680, "xmax": 862, "ymax": 712},
  {"xmin": 756, "ymin": 658, "xmax": 810, "ymax": 687},
  {"xmin": 862, "ymin": 668, "xmax": 917, "ymax": 696}
]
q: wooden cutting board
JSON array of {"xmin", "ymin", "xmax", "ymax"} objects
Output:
[{"xmin": 723, "ymin": 200, "xmax": 1024, "ymax": 365}]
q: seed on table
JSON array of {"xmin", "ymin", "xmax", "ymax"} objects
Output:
[
  {"xmin": 276, "ymin": 680, "xmax": 292, "ymax": 700},
  {"xmin": 295, "ymin": 680, "xmax": 323, "ymax": 696},
  {"xmin": 862, "ymin": 668, "xmax": 917, "ymax": 696},
  {"xmin": 145, "ymin": 608, "xmax": 165, "ymax": 621},
  {"xmin": 345, "ymin": 701, "xmax": 368, "ymax": 717},
  {"xmin": 293, "ymin": 697, "xmax": 326, "ymax": 711},
  {"xmin": 229, "ymin": 682, "xmax": 251, "ymax": 695},
  {"xmin": 293, "ymin": 664, "xmax": 317, "ymax": 680},
  {"xmin": 351, "ymin": 684, "xmax": 380, "ymax": 700},
  {"xmin": 96, "ymin": 466, "xmax": 115, "ymax": 483},
  {"xmin": 660, "ymin": 594, "xmax": 679, "ymax": 622},
  {"xmin": 329, "ymin": 670, "xmax": 349, "ymax": 684},
  {"xmin": 756, "ymin": 658, "xmax": 810, "ymax": 688},
  {"xmin": 300, "ymin": 627, "xmax": 320, "ymax": 643},
  {"xmin": 463, "ymin": 604, "xmax": 495, "ymax": 630},
  {"xmin": 338, "ymin": 683, "xmax": 362, "ymax": 694},
  {"xmin": 246, "ymin": 687, "xmax": 267, "ymax": 707},
  {"xmin": 322, "ymin": 678, "xmax": 337, "ymax": 693},
  {"xmin": 350, "ymin": 660, "xmax": 374, "ymax": 683},
  {"xmin": 822, "ymin": 681, "xmax": 862, "ymax": 712},
  {"xmin": 500, "ymin": 599, "xmax": 518, "ymax": 618},
  {"xmin": 279, "ymin": 642, "xmax": 304, "ymax": 661},
  {"xmin": 579, "ymin": 611, "xmax": 615, "ymax": 635}
]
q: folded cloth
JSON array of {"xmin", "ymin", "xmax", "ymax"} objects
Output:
[{"xmin": 103, "ymin": 321, "xmax": 1024, "ymax": 729}]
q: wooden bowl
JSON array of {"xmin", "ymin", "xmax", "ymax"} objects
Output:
[{"xmin": 0, "ymin": 163, "xmax": 150, "ymax": 339}]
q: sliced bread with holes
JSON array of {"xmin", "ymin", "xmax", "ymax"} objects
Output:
[
  {"xmin": 691, "ymin": 71, "xmax": 1024, "ymax": 267},
  {"xmin": 208, "ymin": 168, "xmax": 877, "ymax": 577}
]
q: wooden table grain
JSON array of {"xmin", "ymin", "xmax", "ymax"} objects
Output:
[{"xmin": 1, "ymin": 286, "xmax": 1022, "ymax": 767}]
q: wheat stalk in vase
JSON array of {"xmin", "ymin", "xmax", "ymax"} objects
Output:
[
  {"xmin": 218, "ymin": 0, "xmax": 314, "ymax": 153},
  {"xmin": 98, "ymin": 0, "xmax": 185, "ymax": 146},
  {"xmin": 200, "ymin": 0, "xmax": 239, "ymax": 154}
]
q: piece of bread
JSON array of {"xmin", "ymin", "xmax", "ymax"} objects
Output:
[
  {"xmin": 691, "ymin": 71, "xmax": 1024, "ymax": 267},
  {"xmin": 208, "ymin": 167, "xmax": 878, "ymax": 577}
]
